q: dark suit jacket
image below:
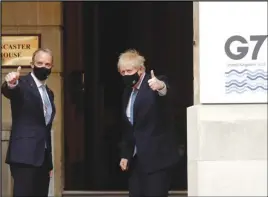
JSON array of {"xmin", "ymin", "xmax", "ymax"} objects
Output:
[
  {"xmin": 1, "ymin": 73, "xmax": 56, "ymax": 170},
  {"xmin": 120, "ymin": 73, "xmax": 179, "ymax": 173}
]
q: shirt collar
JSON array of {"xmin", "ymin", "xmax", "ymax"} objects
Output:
[
  {"xmin": 135, "ymin": 72, "xmax": 145, "ymax": 90},
  {"xmin": 31, "ymin": 72, "xmax": 45, "ymax": 88}
]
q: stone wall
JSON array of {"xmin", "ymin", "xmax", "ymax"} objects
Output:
[
  {"xmin": 188, "ymin": 3, "xmax": 267, "ymax": 196},
  {"xmin": 1, "ymin": 2, "xmax": 63, "ymax": 196},
  {"xmin": 187, "ymin": 104, "xmax": 267, "ymax": 196}
]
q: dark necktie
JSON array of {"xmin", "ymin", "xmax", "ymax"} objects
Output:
[{"xmin": 41, "ymin": 85, "xmax": 52, "ymax": 125}]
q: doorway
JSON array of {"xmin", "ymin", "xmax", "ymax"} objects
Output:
[{"xmin": 63, "ymin": 1, "xmax": 193, "ymax": 191}]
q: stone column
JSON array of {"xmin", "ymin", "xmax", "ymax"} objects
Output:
[
  {"xmin": 1, "ymin": 2, "xmax": 63, "ymax": 196},
  {"xmin": 187, "ymin": 105, "xmax": 267, "ymax": 196},
  {"xmin": 1, "ymin": 129, "xmax": 13, "ymax": 196},
  {"xmin": 188, "ymin": 2, "xmax": 267, "ymax": 196}
]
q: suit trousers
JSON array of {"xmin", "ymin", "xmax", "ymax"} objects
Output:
[
  {"xmin": 128, "ymin": 155, "xmax": 172, "ymax": 197},
  {"xmin": 10, "ymin": 150, "xmax": 51, "ymax": 197}
]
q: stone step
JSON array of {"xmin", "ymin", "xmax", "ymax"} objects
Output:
[{"xmin": 62, "ymin": 191, "xmax": 187, "ymax": 197}]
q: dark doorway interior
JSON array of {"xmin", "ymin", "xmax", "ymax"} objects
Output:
[{"xmin": 63, "ymin": 2, "xmax": 193, "ymax": 191}]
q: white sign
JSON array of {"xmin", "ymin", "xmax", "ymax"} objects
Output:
[{"xmin": 199, "ymin": 2, "xmax": 267, "ymax": 103}]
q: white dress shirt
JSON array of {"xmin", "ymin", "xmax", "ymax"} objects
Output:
[
  {"xmin": 30, "ymin": 72, "xmax": 51, "ymax": 118},
  {"xmin": 31, "ymin": 73, "xmax": 52, "ymax": 149}
]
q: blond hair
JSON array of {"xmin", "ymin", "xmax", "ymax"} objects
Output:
[{"xmin": 117, "ymin": 49, "xmax": 145, "ymax": 71}]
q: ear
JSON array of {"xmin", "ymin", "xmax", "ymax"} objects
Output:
[
  {"xmin": 138, "ymin": 68, "xmax": 145, "ymax": 76},
  {"xmin": 30, "ymin": 62, "xmax": 34, "ymax": 69}
]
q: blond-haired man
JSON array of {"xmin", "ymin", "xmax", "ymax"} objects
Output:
[
  {"xmin": 2, "ymin": 48, "xmax": 56, "ymax": 197},
  {"xmin": 118, "ymin": 49, "xmax": 179, "ymax": 197}
]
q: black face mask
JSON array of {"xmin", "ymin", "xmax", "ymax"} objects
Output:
[
  {"xmin": 122, "ymin": 72, "xmax": 140, "ymax": 87},
  {"xmin": 33, "ymin": 66, "xmax": 51, "ymax": 81}
]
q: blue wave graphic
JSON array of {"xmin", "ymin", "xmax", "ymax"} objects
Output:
[
  {"xmin": 225, "ymin": 83, "xmax": 267, "ymax": 88},
  {"xmin": 246, "ymin": 86, "xmax": 267, "ymax": 90},
  {"xmin": 225, "ymin": 79, "xmax": 247, "ymax": 85},
  {"xmin": 226, "ymin": 86, "xmax": 267, "ymax": 90},
  {"xmin": 225, "ymin": 69, "xmax": 267, "ymax": 75},
  {"xmin": 225, "ymin": 69, "xmax": 268, "ymax": 94},
  {"xmin": 226, "ymin": 88, "xmax": 267, "ymax": 94},
  {"xmin": 247, "ymin": 76, "xmax": 268, "ymax": 80},
  {"xmin": 225, "ymin": 73, "xmax": 267, "ymax": 78},
  {"xmin": 225, "ymin": 69, "xmax": 267, "ymax": 78}
]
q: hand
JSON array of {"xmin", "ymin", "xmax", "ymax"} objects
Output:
[
  {"xmin": 148, "ymin": 70, "xmax": 165, "ymax": 91},
  {"xmin": 119, "ymin": 158, "xmax": 128, "ymax": 171},
  {"xmin": 49, "ymin": 170, "xmax": 53, "ymax": 178},
  {"xmin": 5, "ymin": 66, "xmax": 21, "ymax": 85}
]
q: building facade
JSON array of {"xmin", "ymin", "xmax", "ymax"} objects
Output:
[{"xmin": 1, "ymin": 2, "xmax": 267, "ymax": 197}]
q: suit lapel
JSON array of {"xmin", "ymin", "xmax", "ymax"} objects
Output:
[
  {"xmin": 133, "ymin": 74, "xmax": 149, "ymax": 124},
  {"xmin": 26, "ymin": 73, "xmax": 44, "ymax": 113},
  {"xmin": 26, "ymin": 73, "xmax": 55, "ymax": 125}
]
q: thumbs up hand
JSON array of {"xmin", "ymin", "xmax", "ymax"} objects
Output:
[
  {"xmin": 148, "ymin": 70, "xmax": 165, "ymax": 91},
  {"xmin": 5, "ymin": 66, "xmax": 21, "ymax": 85}
]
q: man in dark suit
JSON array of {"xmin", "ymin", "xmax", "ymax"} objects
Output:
[
  {"xmin": 118, "ymin": 49, "xmax": 179, "ymax": 197},
  {"xmin": 1, "ymin": 48, "xmax": 56, "ymax": 197}
]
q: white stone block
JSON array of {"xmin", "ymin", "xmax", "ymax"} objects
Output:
[{"xmin": 187, "ymin": 104, "xmax": 267, "ymax": 196}]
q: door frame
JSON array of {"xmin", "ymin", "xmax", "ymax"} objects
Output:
[{"xmin": 60, "ymin": 1, "xmax": 199, "ymax": 195}]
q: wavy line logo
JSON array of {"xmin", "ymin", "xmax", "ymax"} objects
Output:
[{"xmin": 225, "ymin": 69, "xmax": 268, "ymax": 94}]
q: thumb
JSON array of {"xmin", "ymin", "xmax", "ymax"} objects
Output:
[
  {"xmin": 151, "ymin": 70, "xmax": 155, "ymax": 78},
  {"xmin": 16, "ymin": 66, "xmax": 21, "ymax": 77}
]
